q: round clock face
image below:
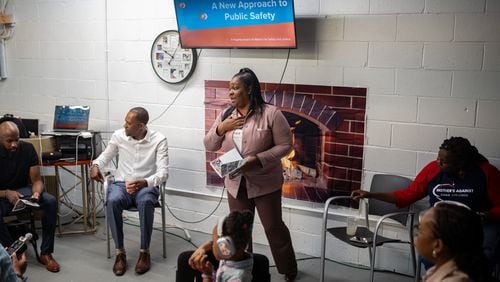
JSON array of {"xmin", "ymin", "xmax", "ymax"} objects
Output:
[{"xmin": 151, "ymin": 30, "xmax": 197, "ymax": 84}]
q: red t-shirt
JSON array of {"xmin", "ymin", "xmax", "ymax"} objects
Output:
[{"xmin": 393, "ymin": 160, "xmax": 500, "ymax": 221}]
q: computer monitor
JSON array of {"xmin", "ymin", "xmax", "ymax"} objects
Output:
[
  {"xmin": 21, "ymin": 118, "xmax": 39, "ymax": 135},
  {"xmin": 174, "ymin": 0, "xmax": 297, "ymax": 49},
  {"xmin": 52, "ymin": 105, "xmax": 90, "ymax": 132}
]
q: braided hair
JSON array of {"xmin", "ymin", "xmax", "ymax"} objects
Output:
[
  {"xmin": 431, "ymin": 203, "xmax": 489, "ymax": 281},
  {"xmin": 221, "ymin": 68, "xmax": 266, "ymax": 121},
  {"xmin": 439, "ymin": 137, "xmax": 487, "ymax": 171},
  {"xmin": 221, "ymin": 210, "xmax": 254, "ymax": 251}
]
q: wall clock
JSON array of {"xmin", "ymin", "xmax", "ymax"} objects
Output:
[{"xmin": 151, "ymin": 30, "xmax": 197, "ymax": 84}]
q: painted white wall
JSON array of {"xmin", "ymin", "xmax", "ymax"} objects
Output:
[{"xmin": 1, "ymin": 0, "xmax": 500, "ymax": 274}]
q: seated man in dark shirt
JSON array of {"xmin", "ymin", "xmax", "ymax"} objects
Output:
[{"xmin": 0, "ymin": 121, "xmax": 60, "ymax": 272}]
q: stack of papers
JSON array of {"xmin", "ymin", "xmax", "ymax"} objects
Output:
[
  {"xmin": 12, "ymin": 199, "xmax": 40, "ymax": 213},
  {"xmin": 210, "ymin": 148, "xmax": 247, "ymax": 178}
]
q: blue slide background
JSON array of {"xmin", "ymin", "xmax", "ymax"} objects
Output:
[{"xmin": 174, "ymin": 0, "xmax": 295, "ymax": 31}]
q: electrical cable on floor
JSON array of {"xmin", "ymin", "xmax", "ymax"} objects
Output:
[
  {"xmin": 122, "ymin": 219, "xmax": 415, "ymax": 279},
  {"xmin": 268, "ymin": 256, "xmax": 415, "ymax": 278}
]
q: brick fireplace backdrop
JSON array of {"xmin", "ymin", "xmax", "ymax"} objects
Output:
[{"xmin": 205, "ymin": 81, "xmax": 367, "ymax": 203}]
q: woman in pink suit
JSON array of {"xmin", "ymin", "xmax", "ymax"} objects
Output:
[{"xmin": 204, "ymin": 68, "xmax": 298, "ymax": 281}]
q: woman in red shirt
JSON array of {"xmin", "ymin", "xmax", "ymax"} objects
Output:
[{"xmin": 352, "ymin": 137, "xmax": 500, "ymax": 267}]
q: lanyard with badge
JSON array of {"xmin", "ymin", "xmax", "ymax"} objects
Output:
[
  {"xmin": 229, "ymin": 109, "xmax": 251, "ymax": 178},
  {"xmin": 231, "ymin": 108, "xmax": 252, "ymax": 153}
]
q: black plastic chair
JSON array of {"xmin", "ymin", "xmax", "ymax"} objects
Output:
[{"xmin": 320, "ymin": 174, "xmax": 416, "ymax": 282}]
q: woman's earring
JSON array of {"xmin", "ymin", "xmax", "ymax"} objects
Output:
[{"xmin": 432, "ymin": 250, "xmax": 437, "ymax": 258}]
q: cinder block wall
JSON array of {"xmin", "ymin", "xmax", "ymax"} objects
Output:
[{"xmin": 1, "ymin": 0, "xmax": 499, "ymax": 274}]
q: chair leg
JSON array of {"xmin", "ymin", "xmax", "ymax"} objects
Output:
[
  {"xmin": 161, "ymin": 185, "xmax": 192, "ymax": 242},
  {"xmin": 370, "ymin": 245, "xmax": 377, "ymax": 282},
  {"xmin": 368, "ymin": 246, "xmax": 372, "ymax": 266},
  {"xmin": 320, "ymin": 198, "xmax": 334, "ymax": 282},
  {"xmin": 106, "ymin": 208, "xmax": 111, "ymax": 259},
  {"xmin": 408, "ymin": 214, "xmax": 417, "ymax": 280},
  {"xmin": 28, "ymin": 211, "xmax": 41, "ymax": 262},
  {"xmin": 410, "ymin": 244, "xmax": 417, "ymax": 278},
  {"xmin": 31, "ymin": 241, "xmax": 40, "ymax": 261},
  {"xmin": 320, "ymin": 224, "xmax": 327, "ymax": 282},
  {"xmin": 161, "ymin": 196, "xmax": 167, "ymax": 258}
]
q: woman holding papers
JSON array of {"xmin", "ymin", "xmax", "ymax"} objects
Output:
[{"xmin": 204, "ymin": 68, "xmax": 298, "ymax": 281}]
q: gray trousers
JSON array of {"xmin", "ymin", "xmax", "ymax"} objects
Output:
[{"xmin": 107, "ymin": 182, "xmax": 159, "ymax": 250}]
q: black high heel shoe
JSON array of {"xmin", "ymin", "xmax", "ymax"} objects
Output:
[{"xmin": 285, "ymin": 272, "xmax": 297, "ymax": 281}]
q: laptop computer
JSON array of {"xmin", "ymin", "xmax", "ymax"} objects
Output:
[{"xmin": 43, "ymin": 105, "xmax": 90, "ymax": 136}]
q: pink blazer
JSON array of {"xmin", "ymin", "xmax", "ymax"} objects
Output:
[{"xmin": 204, "ymin": 104, "xmax": 292, "ymax": 199}]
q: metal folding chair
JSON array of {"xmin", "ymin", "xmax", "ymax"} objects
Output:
[
  {"xmin": 102, "ymin": 175, "xmax": 191, "ymax": 259},
  {"xmin": 320, "ymin": 174, "xmax": 416, "ymax": 282}
]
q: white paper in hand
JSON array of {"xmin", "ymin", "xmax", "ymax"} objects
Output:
[
  {"xmin": 12, "ymin": 199, "xmax": 40, "ymax": 213},
  {"xmin": 210, "ymin": 148, "xmax": 247, "ymax": 178}
]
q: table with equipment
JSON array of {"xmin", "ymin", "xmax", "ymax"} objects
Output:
[{"xmin": 43, "ymin": 160, "xmax": 97, "ymax": 235}]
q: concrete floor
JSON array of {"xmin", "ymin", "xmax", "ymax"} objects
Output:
[{"xmin": 22, "ymin": 217, "xmax": 415, "ymax": 282}]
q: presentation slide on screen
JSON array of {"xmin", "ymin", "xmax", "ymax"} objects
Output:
[
  {"xmin": 174, "ymin": 0, "xmax": 296, "ymax": 48},
  {"xmin": 53, "ymin": 106, "xmax": 90, "ymax": 130}
]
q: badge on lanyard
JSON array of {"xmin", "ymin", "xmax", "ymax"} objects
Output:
[{"xmin": 231, "ymin": 109, "xmax": 251, "ymax": 154}]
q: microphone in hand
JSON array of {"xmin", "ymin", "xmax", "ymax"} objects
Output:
[{"xmin": 7, "ymin": 233, "xmax": 33, "ymax": 257}]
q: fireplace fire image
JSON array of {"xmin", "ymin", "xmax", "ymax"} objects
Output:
[{"xmin": 205, "ymin": 81, "xmax": 366, "ymax": 203}]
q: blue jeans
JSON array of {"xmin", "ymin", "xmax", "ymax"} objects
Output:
[
  {"xmin": 0, "ymin": 186, "xmax": 57, "ymax": 254},
  {"xmin": 106, "ymin": 182, "xmax": 159, "ymax": 250}
]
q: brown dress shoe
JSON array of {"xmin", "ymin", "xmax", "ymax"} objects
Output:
[
  {"xmin": 135, "ymin": 252, "xmax": 151, "ymax": 274},
  {"xmin": 113, "ymin": 253, "xmax": 127, "ymax": 276},
  {"xmin": 39, "ymin": 254, "xmax": 60, "ymax": 273}
]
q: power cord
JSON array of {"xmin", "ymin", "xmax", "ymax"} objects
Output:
[
  {"xmin": 268, "ymin": 256, "xmax": 415, "ymax": 278},
  {"xmin": 266, "ymin": 48, "xmax": 291, "ymax": 104},
  {"xmin": 55, "ymin": 176, "xmax": 77, "ymax": 217},
  {"xmin": 160, "ymin": 49, "xmax": 289, "ymax": 223},
  {"xmin": 123, "ymin": 220, "xmax": 198, "ymax": 249},
  {"xmin": 164, "ymin": 186, "xmax": 226, "ymax": 224},
  {"xmin": 150, "ymin": 48, "xmax": 204, "ymax": 124},
  {"xmin": 123, "ymin": 217, "xmax": 414, "ymax": 279}
]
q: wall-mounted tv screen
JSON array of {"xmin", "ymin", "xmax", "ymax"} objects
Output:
[{"xmin": 173, "ymin": 0, "xmax": 297, "ymax": 48}]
